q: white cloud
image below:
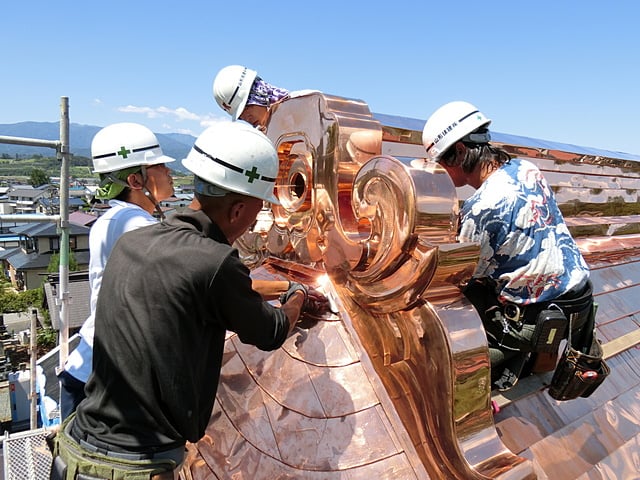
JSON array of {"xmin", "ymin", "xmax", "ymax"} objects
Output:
[
  {"xmin": 173, "ymin": 127, "xmax": 197, "ymax": 135},
  {"xmin": 117, "ymin": 104, "xmax": 216, "ymax": 123},
  {"xmin": 199, "ymin": 116, "xmax": 229, "ymax": 129},
  {"xmin": 118, "ymin": 105, "xmax": 161, "ymax": 118},
  {"xmin": 115, "ymin": 104, "xmax": 231, "ymax": 136},
  {"xmin": 163, "ymin": 106, "xmax": 200, "ymax": 121}
]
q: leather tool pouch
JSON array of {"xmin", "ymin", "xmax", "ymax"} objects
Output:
[
  {"xmin": 548, "ymin": 338, "xmax": 609, "ymax": 400},
  {"xmin": 548, "ymin": 303, "xmax": 609, "ymax": 400}
]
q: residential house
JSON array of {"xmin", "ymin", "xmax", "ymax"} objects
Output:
[
  {"xmin": 160, "ymin": 193, "xmax": 193, "ymax": 214},
  {"xmin": 0, "ymin": 186, "xmax": 9, "ymax": 214},
  {"xmin": 42, "ymin": 271, "xmax": 90, "ymax": 332},
  {"xmin": 37, "ymin": 196, "xmax": 86, "ymax": 215},
  {"xmin": 5, "ymin": 185, "xmax": 54, "ymax": 214},
  {"xmin": 0, "ymin": 221, "xmax": 90, "ymax": 290},
  {"xmin": 0, "ymin": 234, "xmax": 20, "ymax": 250}
]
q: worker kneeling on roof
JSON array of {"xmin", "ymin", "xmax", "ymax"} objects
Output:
[{"xmin": 422, "ymin": 101, "xmax": 597, "ymax": 393}]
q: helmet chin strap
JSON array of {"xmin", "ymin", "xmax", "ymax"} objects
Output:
[
  {"xmin": 104, "ymin": 167, "xmax": 165, "ymax": 219},
  {"xmin": 139, "ymin": 165, "xmax": 166, "ymax": 221}
]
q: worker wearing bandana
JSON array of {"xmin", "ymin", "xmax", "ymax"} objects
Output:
[{"xmin": 212, "ymin": 64, "xmax": 317, "ymax": 131}]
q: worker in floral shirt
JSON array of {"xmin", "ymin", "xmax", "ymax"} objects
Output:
[{"xmin": 422, "ymin": 101, "xmax": 593, "ymax": 391}]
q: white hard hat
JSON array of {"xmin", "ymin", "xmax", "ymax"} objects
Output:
[
  {"xmin": 212, "ymin": 65, "xmax": 258, "ymax": 121},
  {"xmin": 91, "ymin": 122, "xmax": 175, "ymax": 174},
  {"xmin": 422, "ymin": 101, "xmax": 491, "ymax": 162},
  {"xmin": 182, "ymin": 122, "xmax": 280, "ymax": 204}
]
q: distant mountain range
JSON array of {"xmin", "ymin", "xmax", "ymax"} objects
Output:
[{"xmin": 0, "ymin": 122, "xmax": 196, "ymax": 173}]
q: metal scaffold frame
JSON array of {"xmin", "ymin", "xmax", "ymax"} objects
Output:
[
  {"xmin": 1, "ymin": 97, "xmax": 71, "ymax": 480},
  {"xmin": 0, "ymin": 96, "xmax": 71, "ymax": 418}
]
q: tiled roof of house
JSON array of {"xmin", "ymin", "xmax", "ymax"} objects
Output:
[
  {"xmin": 69, "ymin": 211, "xmax": 99, "ymax": 227},
  {"xmin": 42, "ymin": 271, "xmax": 91, "ymax": 330},
  {"xmin": 11, "ymin": 221, "xmax": 90, "ymax": 237},
  {"xmin": 6, "ymin": 249, "xmax": 90, "ymax": 270},
  {"xmin": 38, "ymin": 197, "xmax": 86, "ymax": 208}
]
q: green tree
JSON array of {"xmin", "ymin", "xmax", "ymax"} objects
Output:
[
  {"xmin": 48, "ymin": 250, "xmax": 78, "ymax": 273},
  {"xmin": 71, "ymin": 156, "xmax": 92, "ymax": 167},
  {"xmin": 37, "ymin": 327, "xmax": 57, "ymax": 350},
  {"xmin": 0, "ymin": 278, "xmax": 56, "ymax": 354},
  {"xmin": 30, "ymin": 167, "xmax": 50, "ymax": 187},
  {"xmin": 0, "ymin": 286, "xmax": 41, "ymax": 314}
]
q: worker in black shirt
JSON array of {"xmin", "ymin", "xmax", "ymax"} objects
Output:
[{"xmin": 50, "ymin": 122, "xmax": 327, "ymax": 480}]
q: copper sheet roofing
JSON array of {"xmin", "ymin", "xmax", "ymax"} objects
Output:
[{"xmin": 182, "ymin": 93, "xmax": 640, "ymax": 479}]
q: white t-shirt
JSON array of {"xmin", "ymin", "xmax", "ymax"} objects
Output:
[{"xmin": 64, "ymin": 200, "xmax": 158, "ymax": 382}]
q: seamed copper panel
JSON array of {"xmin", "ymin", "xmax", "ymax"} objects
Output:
[{"xmin": 181, "ymin": 92, "xmax": 640, "ymax": 479}]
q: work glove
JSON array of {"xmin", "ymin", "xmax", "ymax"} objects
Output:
[
  {"xmin": 280, "ymin": 281, "xmax": 331, "ymax": 315},
  {"xmin": 279, "ymin": 281, "xmax": 309, "ymax": 306}
]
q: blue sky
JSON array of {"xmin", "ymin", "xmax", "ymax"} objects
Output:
[{"xmin": 3, "ymin": 1, "xmax": 640, "ymax": 154}]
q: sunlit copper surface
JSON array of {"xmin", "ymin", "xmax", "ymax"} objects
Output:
[{"xmin": 181, "ymin": 93, "xmax": 640, "ymax": 479}]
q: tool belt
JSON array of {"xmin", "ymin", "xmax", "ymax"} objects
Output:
[
  {"xmin": 465, "ymin": 280, "xmax": 594, "ymax": 354},
  {"xmin": 49, "ymin": 415, "xmax": 177, "ymax": 480},
  {"xmin": 464, "ymin": 279, "xmax": 609, "ymax": 400}
]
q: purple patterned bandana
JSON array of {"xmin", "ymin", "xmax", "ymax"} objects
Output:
[{"xmin": 246, "ymin": 77, "xmax": 290, "ymax": 107}]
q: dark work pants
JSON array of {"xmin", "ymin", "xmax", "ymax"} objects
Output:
[{"xmin": 58, "ymin": 370, "xmax": 86, "ymax": 421}]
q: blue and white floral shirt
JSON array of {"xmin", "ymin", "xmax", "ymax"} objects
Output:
[{"xmin": 459, "ymin": 158, "xmax": 589, "ymax": 305}]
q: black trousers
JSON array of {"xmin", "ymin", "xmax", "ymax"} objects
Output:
[{"xmin": 57, "ymin": 370, "xmax": 86, "ymax": 421}]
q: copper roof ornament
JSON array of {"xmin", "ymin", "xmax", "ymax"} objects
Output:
[{"xmin": 182, "ymin": 91, "xmax": 640, "ymax": 479}]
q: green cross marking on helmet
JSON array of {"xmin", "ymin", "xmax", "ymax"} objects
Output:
[
  {"xmin": 245, "ymin": 166, "xmax": 260, "ymax": 183},
  {"xmin": 117, "ymin": 146, "xmax": 131, "ymax": 159}
]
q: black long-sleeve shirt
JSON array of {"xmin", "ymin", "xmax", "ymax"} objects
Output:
[{"xmin": 74, "ymin": 208, "xmax": 289, "ymax": 451}]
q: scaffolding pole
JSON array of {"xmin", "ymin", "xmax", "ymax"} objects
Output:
[
  {"xmin": 58, "ymin": 97, "xmax": 71, "ymax": 372},
  {"xmin": 0, "ymin": 96, "xmax": 70, "ymax": 429}
]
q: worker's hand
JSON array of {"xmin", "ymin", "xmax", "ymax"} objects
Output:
[
  {"xmin": 279, "ymin": 281, "xmax": 309, "ymax": 306},
  {"xmin": 303, "ymin": 287, "xmax": 332, "ymax": 315},
  {"xmin": 280, "ymin": 282, "xmax": 332, "ymax": 315}
]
